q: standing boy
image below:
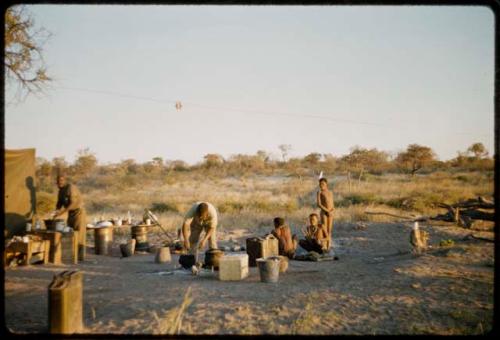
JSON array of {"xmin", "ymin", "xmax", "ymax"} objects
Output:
[{"xmin": 316, "ymin": 178, "xmax": 334, "ymax": 250}]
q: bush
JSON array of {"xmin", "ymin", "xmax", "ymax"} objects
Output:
[
  {"xmin": 150, "ymin": 202, "xmax": 179, "ymax": 213},
  {"xmin": 218, "ymin": 201, "xmax": 244, "ymax": 214},
  {"xmin": 87, "ymin": 200, "xmax": 114, "ymax": 214},
  {"xmin": 36, "ymin": 192, "xmax": 57, "ymax": 215},
  {"xmin": 337, "ymin": 193, "xmax": 379, "ymax": 207}
]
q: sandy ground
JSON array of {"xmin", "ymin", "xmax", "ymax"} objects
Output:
[{"xmin": 4, "ymin": 221, "xmax": 495, "ymax": 335}]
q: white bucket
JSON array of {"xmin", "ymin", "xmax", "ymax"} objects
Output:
[{"xmin": 55, "ymin": 221, "xmax": 65, "ymax": 232}]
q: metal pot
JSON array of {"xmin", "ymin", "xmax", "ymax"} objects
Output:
[
  {"xmin": 179, "ymin": 254, "xmax": 196, "ymax": 269},
  {"xmin": 45, "ymin": 219, "xmax": 65, "ymax": 231},
  {"xmin": 204, "ymin": 249, "xmax": 224, "ymax": 270}
]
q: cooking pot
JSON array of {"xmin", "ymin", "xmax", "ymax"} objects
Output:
[
  {"xmin": 179, "ymin": 254, "xmax": 196, "ymax": 269},
  {"xmin": 203, "ymin": 249, "xmax": 224, "ymax": 270},
  {"xmin": 44, "ymin": 219, "xmax": 65, "ymax": 231}
]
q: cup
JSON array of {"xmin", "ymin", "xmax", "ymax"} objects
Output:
[
  {"xmin": 146, "ymin": 218, "xmax": 151, "ymax": 226},
  {"xmin": 26, "ymin": 223, "xmax": 32, "ymax": 232}
]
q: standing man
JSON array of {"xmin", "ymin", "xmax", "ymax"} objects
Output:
[
  {"xmin": 53, "ymin": 173, "xmax": 87, "ymax": 261},
  {"xmin": 181, "ymin": 202, "xmax": 218, "ymax": 255},
  {"xmin": 317, "ymin": 177, "xmax": 334, "ymax": 250}
]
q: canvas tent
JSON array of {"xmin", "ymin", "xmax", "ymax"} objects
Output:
[{"xmin": 4, "ymin": 148, "xmax": 36, "ymax": 237}]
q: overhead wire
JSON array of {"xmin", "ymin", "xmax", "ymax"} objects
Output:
[{"xmin": 54, "ymin": 85, "xmax": 493, "ymax": 136}]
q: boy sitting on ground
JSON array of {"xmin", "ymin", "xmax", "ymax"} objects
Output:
[
  {"xmin": 299, "ymin": 213, "xmax": 328, "ymax": 254},
  {"xmin": 271, "ymin": 217, "xmax": 298, "ymax": 259}
]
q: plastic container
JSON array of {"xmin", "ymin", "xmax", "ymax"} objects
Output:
[{"xmin": 256, "ymin": 257, "xmax": 280, "ymax": 283}]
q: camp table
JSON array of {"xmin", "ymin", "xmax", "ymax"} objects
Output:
[
  {"xmin": 29, "ymin": 230, "xmax": 78, "ymax": 264},
  {"xmin": 5, "ymin": 238, "xmax": 50, "ymax": 266}
]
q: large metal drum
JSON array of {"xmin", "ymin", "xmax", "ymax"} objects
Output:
[
  {"xmin": 94, "ymin": 227, "xmax": 113, "ymax": 255},
  {"xmin": 131, "ymin": 225, "xmax": 149, "ymax": 252}
]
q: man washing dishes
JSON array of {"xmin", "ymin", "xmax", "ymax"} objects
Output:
[
  {"xmin": 181, "ymin": 201, "xmax": 218, "ymax": 256},
  {"xmin": 53, "ymin": 173, "xmax": 87, "ymax": 261}
]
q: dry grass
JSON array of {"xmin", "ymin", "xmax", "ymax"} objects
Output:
[
  {"xmin": 38, "ymin": 171, "xmax": 493, "ymax": 232},
  {"xmin": 145, "ymin": 286, "xmax": 193, "ymax": 334}
]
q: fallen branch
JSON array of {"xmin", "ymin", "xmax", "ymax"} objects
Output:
[
  {"xmin": 364, "ymin": 210, "xmax": 419, "ymax": 220},
  {"xmin": 469, "ymin": 233, "xmax": 495, "ymax": 243}
]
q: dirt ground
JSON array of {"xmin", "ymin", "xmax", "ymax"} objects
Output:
[{"xmin": 4, "ymin": 221, "xmax": 495, "ymax": 335}]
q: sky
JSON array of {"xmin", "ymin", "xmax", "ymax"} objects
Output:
[{"xmin": 4, "ymin": 5, "xmax": 495, "ymax": 164}]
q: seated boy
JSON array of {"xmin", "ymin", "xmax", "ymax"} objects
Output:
[
  {"xmin": 271, "ymin": 217, "xmax": 298, "ymax": 259},
  {"xmin": 299, "ymin": 213, "xmax": 328, "ymax": 254}
]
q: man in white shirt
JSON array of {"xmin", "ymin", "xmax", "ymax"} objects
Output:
[{"xmin": 181, "ymin": 201, "xmax": 218, "ymax": 255}]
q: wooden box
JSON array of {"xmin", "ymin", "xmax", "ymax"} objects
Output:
[{"xmin": 219, "ymin": 254, "xmax": 249, "ymax": 281}]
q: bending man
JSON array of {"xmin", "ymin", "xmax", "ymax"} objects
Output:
[
  {"xmin": 181, "ymin": 202, "xmax": 218, "ymax": 255},
  {"xmin": 53, "ymin": 173, "xmax": 87, "ymax": 261}
]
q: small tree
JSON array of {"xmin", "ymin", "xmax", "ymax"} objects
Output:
[
  {"xmin": 340, "ymin": 147, "xmax": 389, "ymax": 183},
  {"xmin": 52, "ymin": 157, "xmax": 69, "ymax": 177},
  {"xmin": 203, "ymin": 153, "xmax": 224, "ymax": 169},
  {"xmin": 395, "ymin": 144, "xmax": 436, "ymax": 176},
  {"xmin": 278, "ymin": 144, "xmax": 292, "ymax": 162},
  {"xmin": 467, "ymin": 142, "xmax": 488, "ymax": 159},
  {"xmin": 5, "ymin": 6, "xmax": 52, "ymax": 102},
  {"xmin": 73, "ymin": 148, "xmax": 97, "ymax": 179}
]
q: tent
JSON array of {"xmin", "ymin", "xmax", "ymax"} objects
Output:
[{"xmin": 4, "ymin": 148, "xmax": 36, "ymax": 237}]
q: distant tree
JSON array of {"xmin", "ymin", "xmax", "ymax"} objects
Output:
[
  {"xmin": 256, "ymin": 150, "xmax": 270, "ymax": 163},
  {"xmin": 467, "ymin": 143, "xmax": 488, "ymax": 159},
  {"xmin": 52, "ymin": 157, "xmax": 69, "ymax": 176},
  {"xmin": 303, "ymin": 152, "xmax": 322, "ymax": 165},
  {"xmin": 5, "ymin": 6, "xmax": 52, "ymax": 102},
  {"xmin": 278, "ymin": 144, "xmax": 292, "ymax": 162},
  {"xmin": 203, "ymin": 153, "xmax": 224, "ymax": 169},
  {"xmin": 395, "ymin": 144, "xmax": 436, "ymax": 176},
  {"xmin": 340, "ymin": 146, "xmax": 389, "ymax": 182},
  {"xmin": 119, "ymin": 159, "xmax": 140, "ymax": 175},
  {"xmin": 152, "ymin": 157, "xmax": 164, "ymax": 167},
  {"xmin": 167, "ymin": 160, "xmax": 189, "ymax": 171},
  {"xmin": 142, "ymin": 161, "xmax": 155, "ymax": 174},
  {"xmin": 73, "ymin": 148, "xmax": 97, "ymax": 178}
]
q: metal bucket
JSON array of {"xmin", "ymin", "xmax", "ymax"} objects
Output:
[
  {"xmin": 120, "ymin": 239, "xmax": 136, "ymax": 257},
  {"xmin": 256, "ymin": 257, "xmax": 280, "ymax": 283},
  {"xmin": 131, "ymin": 225, "xmax": 149, "ymax": 252},
  {"xmin": 94, "ymin": 227, "xmax": 113, "ymax": 255}
]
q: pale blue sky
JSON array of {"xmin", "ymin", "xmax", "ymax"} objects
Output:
[{"xmin": 5, "ymin": 5, "xmax": 495, "ymax": 164}]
